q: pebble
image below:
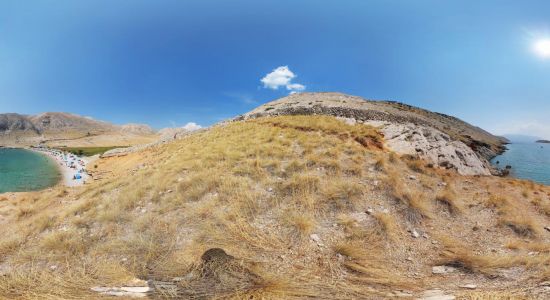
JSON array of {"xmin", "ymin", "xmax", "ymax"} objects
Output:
[
  {"xmin": 91, "ymin": 286, "xmax": 152, "ymax": 298},
  {"xmin": 411, "ymin": 230, "xmax": 420, "ymax": 238},
  {"xmin": 408, "ymin": 175, "xmax": 417, "ymax": 180},
  {"xmin": 459, "ymin": 284, "xmax": 477, "ymax": 289},
  {"xmin": 544, "ymin": 226, "xmax": 550, "ymax": 232},
  {"xmin": 310, "ymin": 233, "xmax": 321, "ymax": 243},
  {"xmin": 366, "ymin": 208, "xmax": 374, "ymax": 215}
]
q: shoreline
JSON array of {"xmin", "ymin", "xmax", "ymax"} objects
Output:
[{"xmin": 27, "ymin": 147, "xmax": 92, "ymax": 188}]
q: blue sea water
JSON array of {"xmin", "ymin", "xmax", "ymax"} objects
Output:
[
  {"xmin": 491, "ymin": 143, "xmax": 550, "ymax": 185},
  {"xmin": 0, "ymin": 148, "xmax": 61, "ymax": 193}
]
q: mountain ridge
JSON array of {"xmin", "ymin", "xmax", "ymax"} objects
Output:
[{"xmin": 0, "ymin": 112, "xmax": 157, "ymax": 147}]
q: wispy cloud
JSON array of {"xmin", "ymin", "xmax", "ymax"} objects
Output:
[
  {"xmin": 260, "ymin": 66, "xmax": 306, "ymax": 93},
  {"xmin": 223, "ymin": 91, "xmax": 257, "ymax": 105}
]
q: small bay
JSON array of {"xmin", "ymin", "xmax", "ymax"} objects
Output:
[{"xmin": 0, "ymin": 148, "xmax": 61, "ymax": 193}]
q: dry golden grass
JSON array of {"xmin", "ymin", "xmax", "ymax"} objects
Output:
[
  {"xmin": 283, "ymin": 211, "xmax": 317, "ymax": 237},
  {"xmin": 435, "ymin": 185, "xmax": 463, "ymax": 215},
  {"xmin": 486, "ymin": 195, "xmax": 541, "ymax": 238},
  {"xmin": 334, "ymin": 238, "xmax": 414, "ymax": 288},
  {"xmin": 372, "ymin": 212, "xmax": 399, "ymax": 241},
  {"xmin": 505, "ymin": 240, "xmax": 550, "ymax": 253},
  {"xmin": 530, "ymin": 196, "xmax": 550, "ymax": 216},
  {"xmin": 0, "ymin": 115, "xmax": 549, "ymax": 298},
  {"xmin": 388, "ymin": 174, "xmax": 432, "ymax": 223},
  {"xmin": 437, "ymin": 236, "xmax": 549, "ymax": 277}
]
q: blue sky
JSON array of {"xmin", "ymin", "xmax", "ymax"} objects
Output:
[{"xmin": 1, "ymin": 1, "xmax": 550, "ymax": 137}]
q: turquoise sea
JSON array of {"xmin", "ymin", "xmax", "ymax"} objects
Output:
[
  {"xmin": 491, "ymin": 143, "xmax": 550, "ymax": 186},
  {"xmin": 0, "ymin": 148, "xmax": 61, "ymax": 193}
]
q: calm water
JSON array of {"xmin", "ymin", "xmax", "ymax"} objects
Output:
[
  {"xmin": 0, "ymin": 148, "xmax": 61, "ymax": 193},
  {"xmin": 491, "ymin": 143, "xmax": 550, "ymax": 185}
]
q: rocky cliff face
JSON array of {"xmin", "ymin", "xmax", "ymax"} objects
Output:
[
  {"xmin": 0, "ymin": 113, "xmax": 38, "ymax": 134},
  {"xmin": 239, "ymin": 92, "xmax": 507, "ymax": 176}
]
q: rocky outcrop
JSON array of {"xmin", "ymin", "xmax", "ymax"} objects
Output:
[
  {"xmin": 239, "ymin": 92, "xmax": 507, "ymax": 176},
  {"xmin": 367, "ymin": 121, "xmax": 492, "ymax": 175}
]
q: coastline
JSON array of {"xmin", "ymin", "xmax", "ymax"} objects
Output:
[{"xmin": 27, "ymin": 148, "xmax": 92, "ymax": 188}]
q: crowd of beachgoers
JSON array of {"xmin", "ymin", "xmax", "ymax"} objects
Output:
[{"xmin": 31, "ymin": 146, "xmax": 90, "ymax": 187}]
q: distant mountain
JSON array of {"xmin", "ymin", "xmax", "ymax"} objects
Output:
[
  {"xmin": 503, "ymin": 134, "xmax": 542, "ymax": 143},
  {"xmin": 120, "ymin": 123, "xmax": 155, "ymax": 135},
  {"xmin": 29, "ymin": 112, "xmax": 117, "ymax": 134},
  {"xmin": 536, "ymin": 140, "xmax": 550, "ymax": 144},
  {"xmin": 0, "ymin": 112, "xmax": 157, "ymax": 147}
]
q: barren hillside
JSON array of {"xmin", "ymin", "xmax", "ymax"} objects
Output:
[
  {"xmin": 0, "ymin": 114, "xmax": 548, "ymax": 299},
  {"xmin": 0, "ymin": 112, "xmax": 158, "ymax": 147}
]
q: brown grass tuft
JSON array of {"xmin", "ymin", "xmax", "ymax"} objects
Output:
[{"xmin": 435, "ymin": 186, "xmax": 463, "ymax": 215}]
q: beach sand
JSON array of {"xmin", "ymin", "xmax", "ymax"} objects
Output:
[{"xmin": 31, "ymin": 148, "xmax": 95, "ymax": 187}]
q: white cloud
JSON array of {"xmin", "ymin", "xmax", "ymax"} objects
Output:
[
  {"xmin": 261, "ymin": 66, "xmax": 306, "ymax": 93},
  {"xmin": 286, "ymin": 83, "xmax": 305, "ymax": 91},
  {"xmin": 182, "ymin": 122, "xmax": 202, "ymax": 131}
]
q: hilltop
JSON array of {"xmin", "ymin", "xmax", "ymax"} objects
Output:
[
  {"xmin": 0, "ymin": 112, "xmax": 157, "ymax": 147},
  {"xmin": 0, "ymin": 93, "xmax": 548, "ymax": 299},
  {"xmin": 240, "ymin": 93, "xmax": 507, "ymax": 176}
]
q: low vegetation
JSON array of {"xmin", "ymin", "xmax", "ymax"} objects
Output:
[
  {"xmin": 0, "ymin": 115, "xmax": 549, "ymax": 298},
  {"xmin": 55, "ymin": 146, "xmax": 127, "ymax": 156}
]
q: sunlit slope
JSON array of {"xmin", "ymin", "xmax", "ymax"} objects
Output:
[{"xmin": 0, "ymin": 115, "xmax": 549, "ymax": 299}]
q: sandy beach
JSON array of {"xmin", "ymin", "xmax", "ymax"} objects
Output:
[{"xmin": 31, "ymin": 148, "xmax": 94, "ymax": 187}]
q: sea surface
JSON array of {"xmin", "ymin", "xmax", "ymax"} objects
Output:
[
  {"xmin": 0, "ymin": 148, "xmax": 61, "ymax": 193},
  {"xmin": 491, "ymin": 143, "xmax": 550, "ymax": 185}
]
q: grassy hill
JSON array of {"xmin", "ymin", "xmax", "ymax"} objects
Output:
[{"xmin": 0, "ymin": 115, "xmax": 549, "ymax": 299}]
